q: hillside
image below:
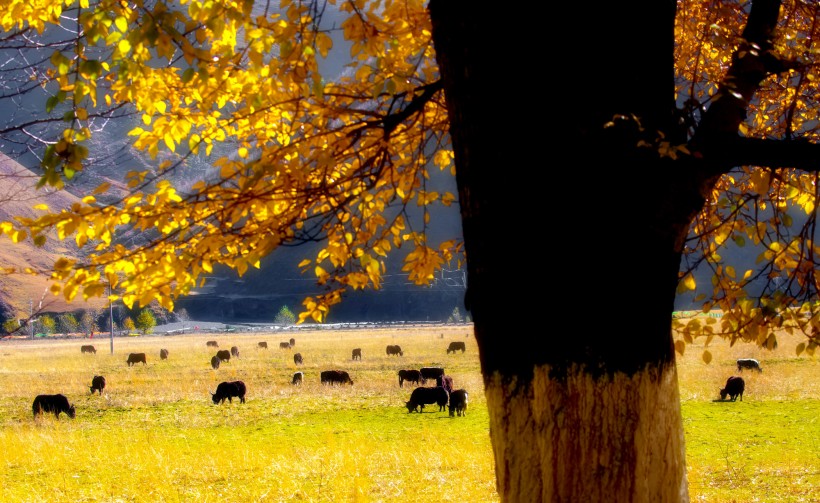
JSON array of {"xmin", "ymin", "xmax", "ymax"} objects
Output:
[{"xmin": 0, "ymin": 153, "xmax": 108, "ymax": 320}]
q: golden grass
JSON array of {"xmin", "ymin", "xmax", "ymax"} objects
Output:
[{"xmin": 0, "ymin": 323, "xmax": 817, "ymax": 502}]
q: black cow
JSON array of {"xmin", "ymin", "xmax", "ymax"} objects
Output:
[
  {"xmin": 90, "ymin": 375, "xmax": 106, "ymax": 395},
  {"xmin": 206, "ymin": 340, "xmax": 219, "ymax": 348},
  {"xmin": 230, "ymin": 346, "xmax": 240, "ymax": 358},
  {"xmin": 258, "ymin": 341, "xmax": 268, "ymax": 350},
  {"xmin": 126, "ymin": 352, "xmax": 147, "ymax": 366},
  {"xmin": 80, "ymin": 345, "xmax": 96, "ymax": 354},
  {"xmin": 420, "ymin": 367, "xmax": 445, "ymax": 384},
  {"xmin": 160, "ymin": 349, "xmax": 169, "ymax": 360},
  {"xmin": 436, "ymin": 374, "xmax": 454, "ymax": 393},
  {"xmin": 737, "ymin": 358, "xmax": 763, "ymax": 372},
  {"xmin": 720, "ymin": 376, "xmax": 745, "ymax": 401},
  {"xmin": 294, "ymin": 352, "xmax": 303, "ymax": 365},
  {"xmin": 405, "ymin": 386, "xmax": 449, "ymax": 413},
  {"xmin": 292, "ymin": 371, "xmax": 303, "ymax": 385},
  {"xmin": 216, "ymin": 349, "xmax": 231, "ymax": 362},
  {"xmin": 210, "ymin": 355, "xmax": 220, "ymax": 369},
  {"xmin": 321, "ymin": 370, "xmax": 354, "ymax": 385},
  {"xmin": 447, "ymin": 341, "xmax": 466, "ymax": 354},
  {"xmin": 448, "ymin": 389, "xmax": 468, "ymax": 417},
  {"xmin": 386, "ymin": 344, "xmax": 403, "ymax": 356},
  {"xmin": 398, "ymin": 369, "xmax": 422, "ymax": 387},
  {"xmin": 32, "ymin": 394, "xmax": 76, "ymax": 419},
  {"xmin": 352, "ymin": 348, "xmax": 362, "ymax": 360},
  {"xmin": 211, "ymin": 381, "xmax": 246, "ymax": 404}
]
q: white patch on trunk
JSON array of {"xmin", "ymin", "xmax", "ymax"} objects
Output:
[{"xmin": 485, "ymin": 364, "xmax": 689, "ymax": 502}]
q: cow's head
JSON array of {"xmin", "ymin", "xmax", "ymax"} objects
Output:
[
  {"xmin": 405, "ymin": 401, "xmax": 417, "ymax": 413},
  {"xmin": 67, "ymin": 405, "xmax": 76, "ymax": 419}
]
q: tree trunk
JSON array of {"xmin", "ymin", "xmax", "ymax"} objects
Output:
[{"xmin": 429, "ymin": 1, "xmax": 693, "ymax": 501}]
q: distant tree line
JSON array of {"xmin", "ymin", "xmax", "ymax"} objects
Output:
[{"xmin": 1, "ymin": 301, "xmax": 189, "ymax": 337}]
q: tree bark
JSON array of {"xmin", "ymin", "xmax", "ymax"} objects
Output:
[{"xmin": 429, "ymin": 1, "xmax": 691, "ymax": 501}]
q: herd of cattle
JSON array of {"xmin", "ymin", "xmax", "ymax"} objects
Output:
[{"xmin": 31, "ymin": 338, "xmax": 471, "ymax": 419}]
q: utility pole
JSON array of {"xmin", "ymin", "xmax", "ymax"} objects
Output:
[{"xmin": 109, "ymin": 281, "xmax": 114, "ymax": 355}]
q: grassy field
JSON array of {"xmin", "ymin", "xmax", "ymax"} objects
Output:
[{"xmin": 0, "ymin": 324, "xmax": 817, "ymax": 502}]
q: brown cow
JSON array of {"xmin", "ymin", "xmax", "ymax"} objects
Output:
[
  {"xmin": 386, "ymin": 344, "xmax": 403, "ymax": 356},
  {"xmin": 206, "ymin": 341, "xmax": 219, "ymax": 348},
  {"xmin": 294, "ymin": 352, "xmax": 303, "ymax": 365},
  {"xmin": 160, "ymin": 349, "xmax": 169, "ymax": 360},
  {"xmin": 126, "ymin": 353, "xmax": 147, "ymax": 366},
  {"xmin": 90, "ymin": 375, "xmax": 106, "ymax": 395},
  {"xmin": 80, "ymin": 345, "xmax": 96, "ymax": 354},
  {"xmin": 398, "ymin": 369, "xmax": 422, "ymax": 387},
  {"xmin": 279, "ymin": 341, "xmax": 292, "ymax": 349},
  {"xmin": 216, "ymin": 350, "xmax": 231, "ymax": 362},
  {"xmin": 320, "ymin": 370, "xmax": 353, "ymax": 385},
  {"xmin": 446, "ymin": 341, "xmax": 466, "ymax": 354},
  {"xmin": 352, "ymin": 348, "xmax": 362, "ymax": 360},
  {"xmin": 257, "ymin": 341, "xmax": 268, "ymax": 350},
  {"xmin": 230, "ymin": 346, "xmax": 240, "ymax": 358}
]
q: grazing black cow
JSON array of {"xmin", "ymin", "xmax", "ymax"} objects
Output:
[
  {"xmin": 420, "ymin": 367, "xmax": 445, "ymax": 384},
  {"xmin": 279, "ymin": 341, "xmax": 292, "ymax": 349},
  {"xmin": 126, "ymin": 352, "xmax": 147, "ymax": 366},
  {"xmin": 737, "ymin": 358, "xmax": 763, "ymax": 372},
  {"xmin": 398, "ymin": 369, "xmax": 422, "ymax": 387},
  {"xmin": 320, "ymin": 370, "xmax": 354, "ymax": 385},
  {"xmin": 720, "ymin": 376, "xmax": 745, "ymax": 401},
  {"xmin": 160, "ymin": 349, "xmax": 169, "ymax": 360},
  {"xmin": 436, "ymin": 374, "xmax": 454, "ymax": 393},
  {"xmin": 90, "ymin": 375, "xmax": 106, "ymax": 395},
  {"xmin": 230, "ymin": 346, "xmax": 240, "ymax": 358},
  {"xmin": 446, "ymin": 341, "xmax": 466, "ymax": 354},
  {"xmin": 352, "ymin": 348, "xmax": 362, "ymax": 360},
  {"xmin": 211, "ymin": 381, "xmax": 246, "ymax": 404},
  {"xmin": 405, "ymin": 386, "xmax": 449, "ymax": 413},
  {"xmin": 216, "ymin": 349, "xmax": 231, "ymax": 362},
  {"xmin": 294, "ymin": 352, "xmax": 303, "ymax": 365},
  {"xmin": 289, "ymin": 338, "xmax": 296, "ymax": 347},
  {"xmin": 206, "ymin": 340, "xmax": 219, "ymax": 348},
  {"xmin": 258, "ymin": 341, "xmax": 268, "ymax": 350},
  {"xmin": 210, "ymin": 355, "xmax": 220, "ymax": 369},
  {"xmin": 32, "ymin": 394, "xmax": 76, "ymax": 419},
  {"xmin": 80, "ymin": 345, "xmax": 96, "ymax": 354},
  {"xmin": 292, "ymin": 371, "xmax": 303, "ymax": 385},
  {"xmin": 386, "ymin": 344, "xmax": 403, "ymax": 356},
  {"xmin": 448, "ymin": 389, "xmax": 468, "ymax": 417}
]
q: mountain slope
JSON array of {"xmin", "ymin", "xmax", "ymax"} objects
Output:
[{"xmin": 0, "ymin": 153, "xmax": 108, "ymax": 320}]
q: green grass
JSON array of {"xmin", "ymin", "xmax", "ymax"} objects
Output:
[{"xmin": 0, "ymin": 324, "xmax": 817, "ymax": 502}]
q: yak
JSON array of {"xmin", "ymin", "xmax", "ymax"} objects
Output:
[
  {"xmin": 90, "ymin": 375, "xmax": 106, "ymax": 395},
  {"xmin": 398, "ymin": 369, "xmax": 422, "ymax": 387},
  {"xmin": 352, "ymin": 348, "xmax": 362, "ymax": 360},
  {"xmin": 32, "ymin": 394, "xmax": 76, "ymax": 419},
  {"xmin": 211, "ymin": 381, "xmax": 246, "ymax": 404},
  {"xmin": 292, "ymin": 371, "xmax": 304, "ymax": 385},
  {"xmin": 160, "ymin": 349, "xmax": 169, "ymax": 360},
  {"xmin": 279, "ymin": 341, "xmax": 292, "ymax": 349},
  {"xmin": 448, "ymin": 389, "xmax": 468, "ymax": 417},
  {"xmin": 210, "ymin": 355, "xmax": 220, "ymax": 370},
  {"xmin": 258, "ymin": 341, "xmax": 268, "ymax": 350},
  {"xmin": 436, "ymin": 374, "xmax": 454, "ymax": 393},
  {"xmin": 446, "ymin": 341, "xmax": 466, "ymax": 354},
  {"xmin": 405, "ymin": 386, "xmax": 449, "ymax": 413},
  {"xmin": 206, "ymin": 340, "xmax": 219, "ymax": 348},
  {"xmin": 320, "ymin": 370, "xmax": 354, "ymax": 385},
  {"xmin": 386, "ymin": 344, "xmax": 403, "ymax": 356},
  {"xmin": 720, "ymin": 376, "xmax": 745, "ymax": 401},
  {"xmin": 737, "ymin": 358, "xmax": 763, "ymax": 373},
  {"xmin": 289, "ymin": 338, "xmax": 296, "ymax": 347},
  {"xmin": 420, "ymin": 367, "xmax": 445, "ymax": 384},
  {"xmin": 230, "ymin": 346, "xmax": 240, "ymax": 358},
  {"xmin": 294, "ymin": 352, "xmax": 303, "ymax": 365},
  {"xmin": 126, "ymin": 352, "xmax": 147, "ymax": 366},
  {"xmin": 216, "ymin": 349, "xmax": 231, "ymax": 363},
  {"xmin": 80, "ymin": 345, "xmax": 96, "ymax": 354}
]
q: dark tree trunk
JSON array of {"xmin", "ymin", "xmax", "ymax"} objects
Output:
[{"xmin": 429, "ymin": 1, "xmax": 693, "ymax": 500}]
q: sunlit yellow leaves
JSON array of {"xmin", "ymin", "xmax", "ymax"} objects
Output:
[
  {"xmin": 701, "ymin": 350, "xmax": 712, "ymax": 363},
  {"xmin": 674, "ymin": 340, "xmax": 685, "ymax": 355}
]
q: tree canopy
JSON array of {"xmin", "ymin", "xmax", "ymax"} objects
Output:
[{"xmin": 1, "ymin": 0, "xmax": 460, "ymax": 323}]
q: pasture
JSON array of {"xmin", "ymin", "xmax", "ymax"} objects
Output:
[{"xmin": 0, "ymin": 324, "xmax": 817, "ymax": 502}]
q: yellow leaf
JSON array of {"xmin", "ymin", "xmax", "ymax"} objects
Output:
[
  {"xmin": 701, "ymin": 350, "xmax": 712, "ymax": 364},
  {"xmin": 674, "ymin": 340, "xmax": 685, "ymax": 355}
]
